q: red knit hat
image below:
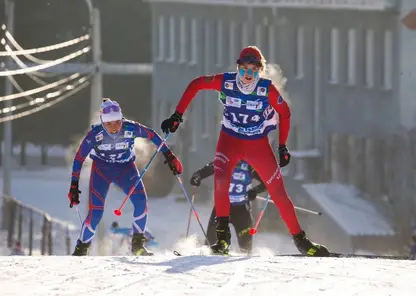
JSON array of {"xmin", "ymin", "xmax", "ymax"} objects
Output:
[{"xmin": 237, "ymin": 46, "xmax": 263, "ymax": 66}]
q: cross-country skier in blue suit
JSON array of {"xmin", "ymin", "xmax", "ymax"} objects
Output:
[
  {"xmin": 110, "ymin": 221, "xmax": 158, "ymax": 250},
  {"xmin": 68, "ymin": 98, "xmax": 183, "ymax": 256},
  {"xmin": 190, "ymin": 160, "xmax": 266, "ymax": 254}
]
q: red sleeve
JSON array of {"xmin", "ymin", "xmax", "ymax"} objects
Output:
[
  {"xmin": 268, "ymin": 83, "xmax": 291, "ymax": 145},
  {"xmin": 176, "ymin": 74, "xmax": 223, "ymax": 115}
]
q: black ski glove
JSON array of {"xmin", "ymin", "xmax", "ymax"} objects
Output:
[
  {"xmin": 278, "ymin": 144, "xmax": 291, "ymax": 168},
  {"xmin": 161, "ymin": 111, "xmax": 183, "ymax": 134},
  {"xmin": 68, "ymin": 180, "xmax": 81, "ymax": 208},
  {"xmin": 190, "ymin": 172, "xmax": 202, "ymax": 187},
  {"xmin": 163, "ymin": 150, "xmax": 183, "ymax": 175},
  {"xmin": 246, "ymin": 189, "xmax": 257, "ymax": 201}
]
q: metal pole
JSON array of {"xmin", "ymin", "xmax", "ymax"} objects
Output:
[
  {"xmin": 90, "ymin": 8, "xmax": 104, "ymax": 255},
  {"xmin": 90, "ymin": 8, "xmax": 102, "ymax": 124},
  {"xmin": 3, "ymin": 0, "xmax": 15, "ymax": 197}
]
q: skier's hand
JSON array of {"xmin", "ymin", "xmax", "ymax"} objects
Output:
[
  {"xmin": 278, "ymin": 144, "xmax": 291, "ymax": 168},
  {"xmin": 246, "ymin": 189, "xmax": 257, "ymax": 201},
  {"xmin": 190, "ymin": 172, "xmax": 202, "ymax": 187},
  {"xmin": 68, "ymin": 180, "xmax": 81, "ymax": 208},
  {"xmin": 163, "ymin": 150, "xmax": 183, "ymax": 175},
  {"xmin": 161, "ymin": 111, "xmax": 183, "ymax": 134}
]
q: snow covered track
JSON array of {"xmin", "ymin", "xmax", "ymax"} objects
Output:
[{"xmin": 1, "ymin": 255, "xmax": 415, "ymax": 295}]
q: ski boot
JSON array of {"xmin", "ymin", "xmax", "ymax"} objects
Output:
[
  {"xmin": 132, "ymin": 233, "xmax": 154, "ymax": 256},
  {"xmin": 72, "ymin": 240, "xmax": 91, "ymax": 256},
  {"xmin": 211, "ymin": 217, "xmax": 231, "ymax": 255},
  {"xmin": 238, "ymin": 227, "xmax": 253, "ymax": 256},
  {"xmin": 293, "ymin": 230, "xmax": 330, "ymax": 257}
]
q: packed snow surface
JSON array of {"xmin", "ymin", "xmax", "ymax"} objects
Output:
[{"xmin": 1, "ymin": 251, "xmax": 415, "ymax": 296}]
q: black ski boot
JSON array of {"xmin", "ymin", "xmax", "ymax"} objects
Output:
[
  {"xmin": 211, "ymin": 217, "xmax": 231, "ymax": 255},
  {"xmin": 293, "ymin": 231, "xmax": 330, "ymax": 257},
  {"xmin": 132, "ymin": 233, "xmax": 154, "ymax": 256},
  {"xmin": 72, "ymin": 240, "xmax": 91, "ymax": 256}
]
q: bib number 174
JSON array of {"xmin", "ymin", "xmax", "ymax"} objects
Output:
[{"xmin": 229, "ymin": 112, "xmax": 260, "ymax": 124}]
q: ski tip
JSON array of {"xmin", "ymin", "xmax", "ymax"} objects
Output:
[{"xmin": 173, "ymin": 250, "xmax": 182, "ymax": 256}]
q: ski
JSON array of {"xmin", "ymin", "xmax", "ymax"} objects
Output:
[
  {"xmin": 173, "ymin": 250, "xmax": 414, "ymax": 260},
  {"xmin": 277, "ymin": 253, "xmax": 414, "ymax": 261},
  {"xmin": 173, "ymin": 250, "xmax": 230, "ymax": 257}
]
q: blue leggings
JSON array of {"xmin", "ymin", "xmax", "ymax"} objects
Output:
[{"xmin": 79, "ymin": 161, "xmax": 147, "ymax": 243}]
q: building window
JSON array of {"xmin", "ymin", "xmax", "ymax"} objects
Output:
[
  {"xmin": 229, "ymin": 21, "xmax": 236, "ymax": 66},
  {"xmin": 158, "ymin": 100, "xmax": 165, "ymax": 132},
  {"xmin": 179, "ymin": 17, "xmax": 186, "ymax": 63},
  {"xmin": 329, "ymin": 28, "xmax": 339, "ymax": 83},
  {"xmin": 347, "ymin": 29, "xmax": 356, "ymax": 85},
  {"xmin": 168, "ymin": 16, "xmax": 175, "ymax": 62},
  {"xmin": 216, "ymin": 20, "xmax": 223, "ymax": 66},
  {"xmin": 202, "ymin": 21, "xmax": 210, "ymax": 137},
  {"xmin": 268, "ymin": 24, "xmax": 275, "ymax": 63},
  {"xmin": 201, "ymin": 99, "xmax": 210, "ymax": 138},
  {"xmin": 157, "ymin": 16, "xmax": 165, "ymax": 61},
  {"xmin": 255, "ymin": 25, "xmax": 262, "ymax": 50},
  {"xmin": 365, "ymin": 29, "xmax": 374, "ymax": 88},
  {"xmin": 190, "ymin": 18, "xmax": 197, "ymax": 65},
  {"xmin": 383, "ymin": 30, "xmax": 392, "ymax": 89},
  {"xmin": 295, "ymin": 26, "xmax": 304, "ymax": 78},
  {"xmin": 190, "ymin": 106, "xmax": 198, "ymax": 151},
  {"xmin": 204, "ymin": 20, "xmax": 211, "ymax": 67},
  {"xmin": 242, "ymin": 22, "xmax": 248, "ymax": 48}
]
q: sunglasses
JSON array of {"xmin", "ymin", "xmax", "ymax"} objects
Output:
[{"xmin": 239, "ymin": 68, "xmax": 259, "ymax": 77}]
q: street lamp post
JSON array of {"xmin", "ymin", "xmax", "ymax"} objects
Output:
[
  {"xmin": 1, "ymin": 0, "xmax": 14, "ymax": 230},
  {"xmin": 84, "ymin": 0, "xmax": 102, "ymax": 125},
  {"xmin": 2, "ymin": 0, "xmax": 15, "ymax": 198},
  {"xmin": 84, "ymin": 1, "xmax": 104, "ymax": 255}
]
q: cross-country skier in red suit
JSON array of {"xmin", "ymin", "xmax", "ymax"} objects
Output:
[{"xmin": 161, "ymin": 46, "xmax": 330, "ymax": 256}]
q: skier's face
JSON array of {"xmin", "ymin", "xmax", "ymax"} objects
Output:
[
  {"xmin": 238, "ymin": 63, "xmax": 261, "ymax": 84},
  {"xmin": 103, "ymin": 120, "xmax": 122, "ymax": 134}
]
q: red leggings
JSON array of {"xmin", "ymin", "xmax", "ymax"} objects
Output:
[{"xmin": 214, "ymin": 131, "xmax": 302, "ymax": 235}]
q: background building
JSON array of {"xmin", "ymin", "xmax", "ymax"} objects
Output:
[{"xmin": 147, "ymin": 0, "xmax": 416, "ymax": 254}]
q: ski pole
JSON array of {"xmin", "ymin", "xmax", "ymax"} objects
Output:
[
  {"xmin": 256, "ymin": 196, "xmax": 322, "ymax": 216},
  {"xmin": 75, "ymin": 205, "xmax": 83, "ymax": 226},
  {"xmin": 249, "ymin": 195, "xmax": 270, "ymax": 235},
  {"xmin": 114, "ymin": 133, "xmax": 169, "ymax": 216},
  {"xmin": 70, "ymin": 199, "xmax": 83, "ymax": 226},
  {"xmin": 175, "ymin": 175, "xmax": 210, "ymax": 244},
  {"xmin": 185, "ymin": 187, "xmax": 196, "ymax": 238}
]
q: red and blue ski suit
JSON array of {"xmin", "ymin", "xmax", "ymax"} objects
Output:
[
  {"xmin": 175, "ymin": 72, "xmax": 302, "ymax": 235},
  {"xmin": 71, "ymin": 119, "xmax": 169, "ymax": 243}
]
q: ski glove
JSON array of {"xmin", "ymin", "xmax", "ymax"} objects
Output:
[
  {"xmin": 246, "ymin": 189, "xmax": 257, "ymax": 201},
  {"xmin": 68, "ymin": 180, "xmax": 81, "ymax": 208},
  {"xmin": 190, "ymin": 172, "xmax": 202, "ymax": 187},
  {"xmin": 278, "ymin": 144, "xmax": 291, "ymax": 168},
  {"xmin": 161, "ymin": 111, "xmax": 183, "ymax": 134},
  {"xmin": 163, "ymin": 150, "xmax": 183, "ymax": 175}
]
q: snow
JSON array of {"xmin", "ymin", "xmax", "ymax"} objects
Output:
[
  {"xmin": 0, "ymin": 254, "xmax": 415, "ymax": 296},
  {"xmin": 303, "ymin": 183, "xmax": 395, "ymax": 236}
]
